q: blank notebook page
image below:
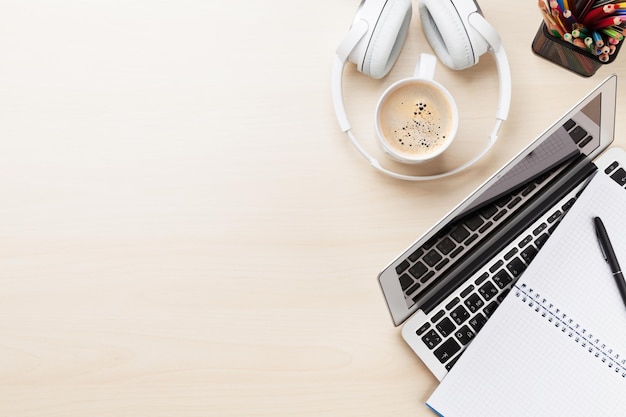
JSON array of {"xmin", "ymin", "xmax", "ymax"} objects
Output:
[{"xmin": 427, "ymin": 172, "xmax": 626, "ymax": 417}]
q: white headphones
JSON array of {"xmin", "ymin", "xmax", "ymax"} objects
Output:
[{"xmin": 332, "ymin": 0, "xmax": 512, "ymax": 181}]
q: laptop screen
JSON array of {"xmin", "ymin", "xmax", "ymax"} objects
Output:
[
  {"xmin": 456, "ymin": 93, "xmax": 601, "ymax": 220},
  {"xmin": 379, "ymin": 75, "xmax": 617, "ymax": 326}
]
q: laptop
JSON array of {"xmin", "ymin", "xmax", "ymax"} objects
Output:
[{"xmin": 378, "ymin": 74, "xmax": 626, "ymax": 381}]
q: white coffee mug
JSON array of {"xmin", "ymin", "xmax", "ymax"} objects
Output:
[{"xmin": 375, "ymin": 53, "xmax": 459, "ymax": 164}]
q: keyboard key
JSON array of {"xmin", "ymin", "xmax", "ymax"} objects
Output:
[
  {"xmin": 479, "ymin": 205, "xmax": 498, "ymax": 219},
  {"xmin": 493, "ymin": 209, "xmax": 508, "ymax": 221},
  {"xmin": 562, "ymin": 197, "xmax": 576, "ymax": 212},
  {"xmin": 479, "ymin": 281, "xmax": 498, "ymax": 301},
  {"xmin": 455, "ymin": 325, "xmax": 475, "ymax": 345},
  {"xmin": 431, "ymin": 309, "xmax": 445, "ymax": 323},
  {"xmin": 521, "ymin": 246, "xmax": 538, "ymax": 263},
  {"xmin": 465, "ymin": 234, "xmax": 478, "ymax": 245},
  {"xmin": 489, "ymin": 260, "xmax": 504, "ymax": 273},
  {"xmin": 507, "ymin": 196, "xmax": 522, "ymax": 209},
  {"xmin": 464, "ymin": 215, "xmax": 484, "ymax": 231},
  {"xmin": 483, "ymin": 301, "xmax": 499, "ymax": 317},
  {"xmin": 409, "ymin": 262, "xmax": 428, "ymax": 280},
  {"xmin": 474, "ymin": 272, "xmax": 489, "ymax": 285},
  {"xmin": 445, "ymin": 355, "xmax": 460, "ymax": 371},
  {"xmin": 518, "ymin": 234, "xmax": 533, "ymax": 248},
  {"xmin": 450, "ymin": 305, "xmax": 470, "ymax": 325},
  {"xmin": 408, "ymin": 248, "xmax": 424, "ymax": 262},
  {"xmin": 446, "ymin": 297, "xmax": 460, "ymax": 310},
  {"xmin": 579, "ymin": 135, "xmax": 593, "ymax": 148},
  {"xmin": 450, "ymin": 246, "xmax": 464, "ymax": 258},
  {"xmin": 464, "ymin": 293, "xmax": 485, "ymax": 313},
  {"xmin": 535, "ymin": 172, "xmax": 550, "ymax": 184},
  {"xmin": 478, "ymin": 221, "xmax": 493, "ymax": 234},
  {"xmin": 422, "ymin": 236, "xmax": 439, "ymax": 250},
  {"xmin": 435, "ymin": 258, "xmax": 450, "ymax": 271},
  {"xmin": 504, "ymin": 248, "xmax": 518, "ymax": 260},
  {"xmin": 563, "ymin": 119, "xmax": 576, "ymax": 131},
  {"xmin": 535, "ymin": 233, "xmax": 549, "ymax": 248},
  {"xmin": 421, "ymin": 329, "xmax": 442, "ymax": 349},
  {"xmin": 434, "ymin": 338, "xmax": 461, "ymax": 363},
  {"xmin": 405, "ymin": 281, "xmax": 421, "ymax": 295},
  {"xmin": 495, "ymin": 194, "xmax": 512, "ymax": 207},
  {"xmin": 423, "ymin": 250, "xmax": 443, "ymax": 267},
  {"xmin": 416, "ymin": 322, "xmax": 431, "ymax": 336},
  {"xmin": 437, "ymin": 237, "xmax": 456, "ymax": 255},
  {"xmin": 469, "ymin": 313, "xmax": 487, "ymax": 333},
  {"xmin": 569, "ymin": 125, "xmax": 587, "ymax": 143},
  {"xmin": 547, "ymin": 210, "xmax": 562, "ymax": 223},
  {"xmin": 450, "ymin": 225, "xmax": 470, "ymax": 243},
  {"xmin": 493, "ymin": 269, "xmax": 513, "ymax": 289},
  {"xmin": 460, "ymin": 285, "xmax": 475, "ymax": 298},
  {"xmin": 605, "ymin": 161, "xmax": 619, "ymax": 174},
  {"xmin": 399, "ymin": 273, "xmax": 414, "ymax": 290},
  {"xmin": 507, "ymin": 257, "xmax": 526, "ymax": 277},
  {"xmin": 521, "ymin": 183, "xmax": 536, "ymax": 196},
  {"xmin": 436, "ymin": 317, "xmax": 456, "ymax": 337},
  {"xmin": 395, "ymin": 260, "xmax": 410, "ymax": 274},
  {"xmin": 611, "ymin": 168, "xmax": 626, "ymax": 186},
  {"xmin": 533, "ymin": 222, "xmax": 547, "ymax": 236},
  {"xmin": 420, "ymin": 270, "xmax": 435, "ymax": 283}
]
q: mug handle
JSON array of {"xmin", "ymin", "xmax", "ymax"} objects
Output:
[{"xmin": 414, "ymin": 53, "xmax": 437, "ymax": 80}]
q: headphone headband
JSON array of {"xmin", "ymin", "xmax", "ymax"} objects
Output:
[
  {"xmin": 468, "ymin": 12, "xmax": 511, "ymax": 122},
  {"xmin": 331, "ymin": 0, "xmax": 511, "ymax": 181}
]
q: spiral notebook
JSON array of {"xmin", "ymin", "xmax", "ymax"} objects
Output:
[{"xmin": 427, "ymin": 171, "xmax": 626, "ymax": 417}]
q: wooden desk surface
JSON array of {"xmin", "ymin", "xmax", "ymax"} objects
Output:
[{"xmin": 2, "ymin": 1, "xmax": 625, "ymax": 416}]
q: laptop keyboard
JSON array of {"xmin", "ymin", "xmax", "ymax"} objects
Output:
[
  {"xmin": 414, "ymin": 193, "xmax": 576, "ymax": 369},
  {"xmin": 397, "ymin": 168, "xmax": 561, "ymax": 306},
  {"xmin": 605, "ymin": 160, "xmax": 626, "ymax": 185},
  {"xmin": 397, "ymin": 117, "xmax": 595, "ymax": 307},
  {"xmin": 396, "ymin": 113, "xmax": 624, "ymax": 373},
  {"xmin": 414, "ymin": 158, "xmax": 626, "ymax": 371}
]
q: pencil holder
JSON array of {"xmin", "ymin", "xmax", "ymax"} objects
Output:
[{"xmin": 531, "ymin": 22, "xmax": 622, "ymax": 77}]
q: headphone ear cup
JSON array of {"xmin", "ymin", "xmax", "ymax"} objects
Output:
[
  {"xmin": 418, "ymin": 0, "xmax": 475, "ymax": 70},
  {"xmin": 359, "ymin": 0, "xmax": 412, "ymax": 79}
]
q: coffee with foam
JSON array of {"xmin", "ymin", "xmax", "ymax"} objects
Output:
[{"xmin": 377, "ymin": 80, "xmax": 456, "ymax": 161}]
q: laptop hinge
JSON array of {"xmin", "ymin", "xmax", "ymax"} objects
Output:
[{"xmin": 418, "ymin": 156, "xmax": 597, "ymax": 314}]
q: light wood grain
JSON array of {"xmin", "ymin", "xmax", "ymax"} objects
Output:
[{"xmin": 1, "ymin": 1, "xmax": 625, "ymax": 416}]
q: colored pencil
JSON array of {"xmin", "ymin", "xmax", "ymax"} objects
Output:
[{"xmin": 537, "ymin": 0, "xmax": 626, "ymax": 58}]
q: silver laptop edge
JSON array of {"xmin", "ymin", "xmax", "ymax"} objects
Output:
[{"xmin": 379, "ymin": 74, "xmax": 618, "ymax": 328}]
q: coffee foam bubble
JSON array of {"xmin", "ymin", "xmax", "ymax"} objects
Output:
[{"xmin": 378, "ymin": 82, "xmax": 454, "ymax": 159}]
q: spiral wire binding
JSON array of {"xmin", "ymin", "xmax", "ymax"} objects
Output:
[{"xmin": 515, "ymin": 283, "xmax": 626, "ymax": 378}]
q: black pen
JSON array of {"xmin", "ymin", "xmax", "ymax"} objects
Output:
[{"xmin": 594, "ymin": 216, "xmax": 626, "ymax": 309}]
